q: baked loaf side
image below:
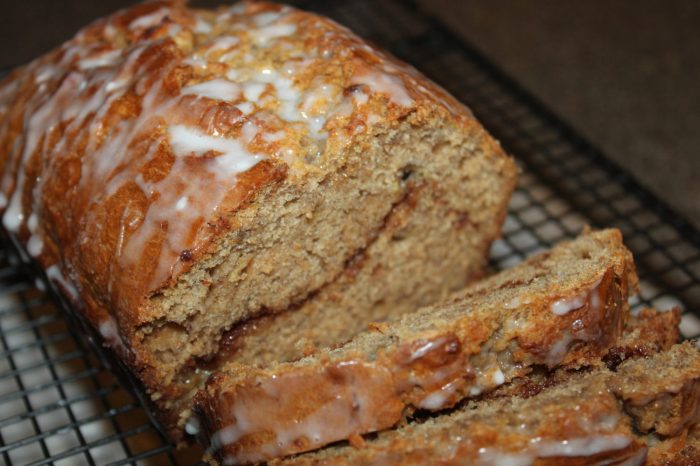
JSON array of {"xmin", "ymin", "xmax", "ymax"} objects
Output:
[
  {"xmin": 275, "ymin": 341, "xmax": 700, "ymax": 466},
  {"xmin": 0, "ymin": 1, "xmax": 516, "ymax": 438},
  {"xmin": 194, "ymin": 229, "xmax": 637, "ymax": 463}
]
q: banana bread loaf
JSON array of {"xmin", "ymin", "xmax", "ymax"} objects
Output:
[
  {"xmin": 0, "ymin": 1, "xmax": 516, "ymax": 439},
  {"xmin": 276, "ymin": 340, "xmax": 700, "ymax": 466},
  {"xmin": 193, "ymin": 229, "xmax": 637, "ymax": 463}
]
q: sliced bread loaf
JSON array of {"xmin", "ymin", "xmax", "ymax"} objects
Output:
[
  {"xmin": 276, "ymin": 341, "xmax": 700, "ymax": 466},
  {"xmin": 0, "ymin": 1, "xmax": 516, "ymax": 438},
  {"xmin": 193, "ymin": 229, "xmax": 637, "ymax": 463}
]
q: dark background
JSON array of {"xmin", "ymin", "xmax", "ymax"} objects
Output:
[{"xmin": 1, "ymin": 0, "xmax": 698, "ymax": 228}]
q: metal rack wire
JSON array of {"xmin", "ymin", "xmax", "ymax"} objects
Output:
[{"xmin": 1, "ymin": 0, "xmax": 699, "ymax": 464}]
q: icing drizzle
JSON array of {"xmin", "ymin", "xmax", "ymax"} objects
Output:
[{"xmin": 0, "ymin": 0, "xmax": 425, "ymax": 302}]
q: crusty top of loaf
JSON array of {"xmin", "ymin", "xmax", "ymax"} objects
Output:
[{"xmin": 0, "ymin": 1, "xmax": 487, "ymax": 328}]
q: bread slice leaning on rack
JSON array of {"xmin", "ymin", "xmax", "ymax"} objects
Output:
[
  {"xmin": 193, "ymin": 228, "xmax": 638, "ymax": 464},
  {"xmin": 276, "ymin": 334, "xmax": 699, "ymax": 466},
  {"xmin": 0, "ymin": 1, "xmax": 517, "ymax": 438}
]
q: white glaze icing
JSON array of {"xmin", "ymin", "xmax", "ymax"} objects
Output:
[
  {"xmin": 27, "ymin": 234, "xmax": 43, "ymax": 257},
  {"xmin": 262, "ymin": 130, "xmax": 285, "ymax": 143},
  {"xmin": 98, "ymin": 316, "xmax": 118, "ymax": 342},
  {"xmin": 117, "ymin": 124, "xmax": 263, "ymax": 284},
  {"xmin": 252, "ymin": 23, "xmax": 297, "ymax": 45},
  {"xmin": 3, "ymin": 71, "xmax": 85, "ymax": 233},
  {"xmin": 182, "ymin": 55, "xmax": 208, "ymax": 70},
  {"xmin": 34, "ymin": 278, "xmax": 46, "ymax": 292},
  {"xmin": 545, "ymin": 275, "xmax": 607, "ymax": 366},
  {"xmin": 477, "ymin": 449, "xmax": 532, "ymax": 466},
  {"xmin": 417, "ymin": 379, "xmax": 461, "ymax": 410},
  {"xmin": 240, "ymin": 121, "xmax": 258, "ymax": 144},
  {"xmin": 212, "ymin": 361, "xmax": 383, "ymax": 464},
  {"xmin": 78, "ymin": 49, "xmax": 122, "ymax": 70},
  {"xmin": 408, "ymin": 337, "xmax": 448, "ymax": 362},
  {"xmin": 34, "ymin": 64, "xmax": 58, "ymax": 84},
  {"xmin": 533, "ymin": 434, "xmax": 631, "ymax": 457},
  {"xmin": 615, "ymin": 447, "xmax": 647, "ymax": 466},
  {"xmin": 27, "ymin": 212, "xmax": 38, "ymax": 232},
  {"xmin": 98, "ymin": 315, "xmax": 128, "ymax": 354},
  {"xmin": 129, "ymin": 7, "xmax": 169, "ymax": 30},
  {"xmin": 185, "ymin": 416, "xmax": 201, "ymax": 435},
  {"xmin": 213, "ymin": 393, "xmax": 320, "ymax": 464},
  {"xmin": 551, "ymin": 294, "xmax": 587, "ymax": 316},
  {"xmin": 350, "ymin": 68, "xmax": 413, "ymax": 107},
  {"xmin": 46, "ymin": 264, "xmax": 78, "ymax": 301},
  {"xmin": 477, "ymin": 435, "xmax": 633, "ymax": 466},
  {"xmin": 175, "ymin": 196, "xmax": 188, "ymax": 211},
  {"xmin": 26, "ymin": 212, "xmax": 44, "ymax": 257},
  {"xmin": 468, "ymin": 363, "xmax": 509, "ymax": 398},
  {"xmin": 252, "ymin": 11, "xmax": 286, "ymax": 27},
  {"xmin": 181, "ymin": 79, "xmax": 241, "ymax": 101},
  {"xmin": 235, "ymin": 102, "xmax": 255, "ymax": 115},
  {"xmin": 492, "ymin": 368, "xmax": 505, "ymax": 386},
  {"xmin": 551, "ymin": 276, "xmax": 603, "ymax": 316},
  {"xmin": 503, "ymin": 296, "xmax": 521, "ymax": 309},
  {"xmin": 546, "ymin": 331, "xmax": 574, "ymax": 368},
  {"xmin": 206, "ymin": 35, "xmax": 240, "ymax": 55},
  {"xmin": 242, "ymin": 81, "xmax": 267, "ymax": 102},
  {"xmin": 194, "ymin": 17, "xmax": 212, "ymax": 34},
  {"xmin": 168, "ymin": 125, "xmax": 262, "ymax": 173}
]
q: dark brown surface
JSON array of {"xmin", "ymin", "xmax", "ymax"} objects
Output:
[{"xmin": 1, "ymin": 1, "xmax": 699, "ymax": 228}]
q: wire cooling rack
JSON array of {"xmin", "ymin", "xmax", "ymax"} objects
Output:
[{"xmin": 1, "ymin": 0, "xmax": 699, "ymax": 464}]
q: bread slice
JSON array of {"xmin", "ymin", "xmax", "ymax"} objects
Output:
[
  {"xmin": 192, "ymin": 229, "xmax": 637, "ymax": 463},
  {"xmin": 0, "ymin": 1, "xmax": 516, "ymax": 438},
  {"xmin": 613, "ymin": 338, "xmax": 700, "ymax": 438},
  {"xmin": 603, "ymin": 307, "xmax": 682, "ymax": 370},
  {"xmin": 275, "ymin": 341, "xmax": 700, "ymax": 466},
  {"xmin": 486, "ymin": 307, "xmax": 682, "ymax": 400}
]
